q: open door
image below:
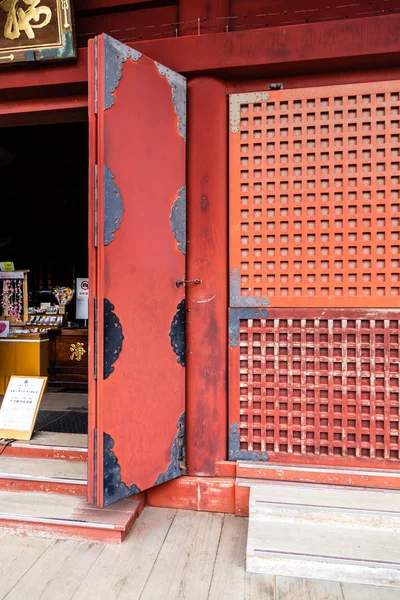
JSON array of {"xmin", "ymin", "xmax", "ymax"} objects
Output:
[{"xmin": 88, "ymin": 34, "xmax": 186, "ymax": 507}]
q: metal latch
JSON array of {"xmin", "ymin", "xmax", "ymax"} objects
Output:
[{"xmin": 176, "ymin": 279, "xmax": 201, "ymax": 288}]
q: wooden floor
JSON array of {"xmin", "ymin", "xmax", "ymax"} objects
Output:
[{"xmin": 0, "ymin": 507, "xmax": 398, "ymax": 600}]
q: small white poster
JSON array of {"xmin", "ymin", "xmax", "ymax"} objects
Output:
[
  {"xmin": 76, "ymin": 278, "xmax": 89, "ymax": 320},
  {"xmin": 0, "ymin": 376, "xmax": 46, "ymax": 440}
]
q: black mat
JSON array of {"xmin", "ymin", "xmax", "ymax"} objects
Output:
[{"xmin": 34, "ymin": 411, "xmax": 88, "ymax": 434}]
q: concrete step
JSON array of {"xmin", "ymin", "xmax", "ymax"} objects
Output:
[
  {"xmin": 237, "ymin": 460, "xmax": 400, "ymax": 489},
  {"xmin": 0, "ymin": 455, "xmax": 87, "ymax": 495},
  {"xmin": 0, "ymin": 489, "xmax": 144, "ymax": 543},
  {"xmin": 249, "ymin": 481, "xmax": 400, "ymax": 529},
  {"xmin": 246, "ymin": 482, "xmax": 400, "ymax": 587},
  {"xmin": 0, "ymin": 432, "xmax": 87, "ymax": 461}
]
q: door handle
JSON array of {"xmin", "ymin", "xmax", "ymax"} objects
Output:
[{"xmin": 175, "ymin": 279, "xmax": 201, "ymax": 288}]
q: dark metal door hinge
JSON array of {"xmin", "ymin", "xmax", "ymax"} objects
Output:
[
  {"xmin": 94, "ymin": 164, "xmax": 98, "ymax": 248},
  {"xmin": 178, "ymin": 422, "xmax": 185, "ymax": 470},
  {"xmin": 93, "ymin": 296, "xmax": 98, "ymax": 380}
]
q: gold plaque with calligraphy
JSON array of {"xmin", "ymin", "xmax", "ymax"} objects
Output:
[{"xmin": 0, "ymin": 0, "xmax": 75, "ymax": 65}]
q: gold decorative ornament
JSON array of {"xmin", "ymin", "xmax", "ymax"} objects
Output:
[
  {"xmin": 70, "ymin": 342, "xmax": 86, "ymax": 362},
  {"xmin": 1, "ymin": 0, "xmax": 52, "ymax": 41},
  {"xmin": 0, "ymin": 0, "xmax": 76, "ymax": 65}
]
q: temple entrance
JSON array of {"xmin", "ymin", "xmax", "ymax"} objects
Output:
[{"xmin": 0, "ymin": 121, "xmax": 89, "ymax": 439}]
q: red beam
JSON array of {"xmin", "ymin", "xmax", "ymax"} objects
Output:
[
  {"xmin": 75, "ymin": 0, "xmax": 173, "ymax": 13},
  {"xmin": 75, "ymin": 4, "xmax": 178, "ymax": 49},
  {"xmin": 0, "ymin": 95, "xmax": 87, "ymax": 116},
  {"xmin": 135, "ymin": 13, "xmax": 400, "ymax": 74},
  {"xmin": 178, "ymin": 0, "xmax": 230, "ymax": 35},
  {"xmin": 1, "ymin": 14, "xmax": 399, "ymax": 93}
]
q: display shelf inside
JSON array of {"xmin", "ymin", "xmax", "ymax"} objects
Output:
[{"xmin": 0, "ymin": 270, "xmax": 29, "ymax": 324}]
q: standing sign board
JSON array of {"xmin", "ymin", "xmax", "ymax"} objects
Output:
[
  {"xmin": 0, "ymin": 0, "xmax": 75, "ymax": 66},
  {"xmin": 0, "ymin": 376, "xmax": 46, "ymax": 440}
]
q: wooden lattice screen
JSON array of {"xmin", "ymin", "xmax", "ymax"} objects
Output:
[
  {"xmin": 229, "ymin": 82, "xmax": 400, "ymax": 466},
  {"xmin": 229, "ymin": 83, "xmax": 400, "ymax": 308}
]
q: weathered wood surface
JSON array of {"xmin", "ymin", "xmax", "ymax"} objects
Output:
[
  {"xmin": 0, "ymin": 507, "xmax": 396, "ymax": 600},
  {"xmin": 0, "ymin": 457, "xmax": 86, "ymax": 481},
  {"xmin": 12, "ymin": 432, "xmax": 88, "ymax": 449}
]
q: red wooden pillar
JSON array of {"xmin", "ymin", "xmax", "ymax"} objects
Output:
[
  {"xmin": 179, "ymin": 0, "xmax": 230, "ymax": 35},
  {"xmin": 186, "ymin": 77, "xmax": 228, "ymax": 476}
]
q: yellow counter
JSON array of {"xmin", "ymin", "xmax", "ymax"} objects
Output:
[{"xmin": 0, "ymin": 335, "xmax": 49, "ymax": 394}]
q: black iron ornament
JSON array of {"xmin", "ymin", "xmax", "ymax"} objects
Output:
[
  {"xmin": 229, "ymin": 422, "xmax": 269, "ymax": 462},
  {"xmin": 103, "ymin": 433, "xmax": 140, "ymax": 506},
  {"xmin": 154, "ymin": 412, "xmax": 186, "ymax": 486},
  {"xmin": 170, "ymin": 186, "xmax": 186, "ymax": 255},
  {"xmin": 229, "ymin": 308, "xmax": 269, "ymax": 348},
  {"xmin": 155, "ymin": 62, "xmax": 186, "ymax": 141},
  {"xmin": 104, "ymin": 165, "xmax": 124, "ymax": 246},
  {"xmin": 104, "ymin": 298, "xmax": 124, "ymax": 379},
  {"xmin": 230, "ymin": 268, "xmax": 270, "ymax": 308},
  {"xmin": 169, "ymin": 299, "xmax": 186, "ymax": 367},
  {"xmin": 103, "ymin": 34, "xmax": 141, "ymax": 110}
]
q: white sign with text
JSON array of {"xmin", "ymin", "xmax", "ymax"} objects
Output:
[{"xmin": 0, "ymin": 376, "xmax": 46, "ymax": 440}]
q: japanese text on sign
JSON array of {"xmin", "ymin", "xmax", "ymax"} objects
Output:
[{"xmin": 0, "ymin": 376, "xmax": 46, "ymax": 439}]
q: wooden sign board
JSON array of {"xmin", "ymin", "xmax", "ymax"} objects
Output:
[
  {"xmin": 0, "ymin": 0, "xmax": 76, "ymax": 66},
  {"xmin": 0, "ymin": 376, "xmax": 46, "ymax": 440}
]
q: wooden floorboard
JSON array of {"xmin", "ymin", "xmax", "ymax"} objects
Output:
[
  {"xmin": 0, "ymin": 508, "xmax": 396, "ymax": 600},
  {"xmin": 275, "ymin": 577, "xmax": 345, "ymax": 600},
  {"xmin": 37, "ymin": 542, "xmax": 105, "ymax": 600},
  {"xmin": 2, "ymin": 539, "xmax": 77, "ymax": 600},
  {"xmin": 72, "ymin": 507, "xmax": 176, "ymax": 600},
  {"xmin": 209, "ymin": 514, "xmax": 275, "ymax": 600},
  {"xmin": 140, "ymin": 509, "xmax": 224, "ymax": 600},
  {"xmin": 304, "ymin": 580, "xmax": 345, "ymax": 600},
  {"xmin": 341, "ymin": 583, "xmax": 400, "ymax": 600},
  {"xmin": 0, "ymin": 534, "xmax": 52, "ymax": 599}
]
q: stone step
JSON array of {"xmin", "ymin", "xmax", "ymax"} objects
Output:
[
  {"xmin": 246, "ymin": 482, "xmax": 400, "ymax": 587},
  {"xmin": 0, "ymin": 489, "xmax": 144, "ymax": 543}
]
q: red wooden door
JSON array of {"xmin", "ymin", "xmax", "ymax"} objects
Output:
[{"xmin": 88, "ymin": 34, "xmax": 186, "ymax": 507}]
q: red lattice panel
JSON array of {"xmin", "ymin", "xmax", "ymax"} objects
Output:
[
  {"xmin": 229, "ymin": 81, "xmax": 400, "ymax": 307},
  {"xmin": 229, "ymin": 309, "xmax": 400, "ymax": 465}
]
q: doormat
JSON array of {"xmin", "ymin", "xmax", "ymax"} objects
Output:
[{"xmin": 34, "ymin": 411, "xmax": 88, "ymax": 434}]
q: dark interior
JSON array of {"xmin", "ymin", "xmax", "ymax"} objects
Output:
[{"xmin": 0, "ymin": 121, "xmax": 88, "ymax": 322}]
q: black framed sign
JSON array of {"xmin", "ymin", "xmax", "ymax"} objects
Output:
[{"xmin": 0, "ymin": 0, "xmax": 76, "ymax": 65}]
